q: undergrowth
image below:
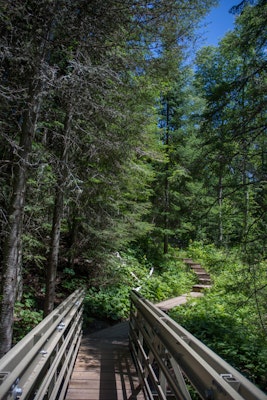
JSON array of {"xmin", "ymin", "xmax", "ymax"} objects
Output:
[
  {"xmin": 169, "ymin": 242, "xmax": 267, "ymax": 392},
  {"xmin": 11, "ymin": 241, "xmax": 267, "ymax": 393},
  {"xmin": 13, "ymin": 292, "xmax": 43, "ymax": 344},
  {"xmin": 84, "ymin": 248, "xmax": 196, "ymax": 321}
]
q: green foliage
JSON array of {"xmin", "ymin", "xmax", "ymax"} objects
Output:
[
  {"xmin": 169, "ymin": 243, "xmax": 267, "ymax": 391},
  {"xmin": 22, "ymin": 234, "xmax": 47, "ymax": 270},
  {"xmin": 85, "ymin": 285, "xmax": 131, "ymax": 321},
  {"xmin": 60, "ymin": 268, "xmax": 87, "ymax": 292},
  {"xmin": 139, "ymin": 268, "xmax": 195, "ymax": 302},
  {"xmin": 186, "ymin": 241, "xmax": 232, "ymax": 272},
  {"xmin": 13, "ymin": 293, "xmax": 43, "ymax": 344},
  {"xmin": 140, "ymin": 254, "xmax": 196, "ymax": 301},
  {"xmin": 63, "ymin": 267, "xmax": 76, "ymax": 277},
  {"xmin": 84, "ymin": 248, "xmax": 195, "ymax": 320}
]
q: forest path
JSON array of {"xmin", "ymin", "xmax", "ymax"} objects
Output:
[
  {"xmin": 65, "ymin": 321, "xmax": 145, "ymax": 400},
  {"xmin": 65, "ymin": 259, "xmax": 210, "ymax": 399},
  {"xmin": 156, "ymin": 258, "xmax": 212, "ymax": 312}
]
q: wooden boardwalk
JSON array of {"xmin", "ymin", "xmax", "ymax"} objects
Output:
[
  {"xmin": 64, "ymin": 292, "xmax": 204, "ymax": 400},
  {"xmin": 156, "ymin": 259, "xmax": 212, "ymax": 312},
  {"xmin": 156, "ymin": 290, "xmax": 204, "ymax": 312},
  {"xmin": 65, "ymin": 259, "xmax": 211, "ymax": 399},
  {"xmin": 65, "ymin": 321, "xmax": 145, "ymax": 400}
]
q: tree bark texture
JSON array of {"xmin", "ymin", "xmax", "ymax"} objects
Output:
[
  {"xmin": 44, "ymin": 110, "xmax": 72, "ymax": 316},
  {"xmin": 44, "ymin": 187, "xmax": 64, "ymax": 316},
  {"xmin": 164, "ymin": 100, "xmax": 170, "ymax": 254},
  {"xmin": 0, "ymin": 168, "xmax": 26, "ymax": 357},
  {"xmin": 0, "ymin": 88, "xmax": 40, "ymax": 357},
  {"xmin": 218, "ymin": 174, "xmax": 223, "ymax": 245}
]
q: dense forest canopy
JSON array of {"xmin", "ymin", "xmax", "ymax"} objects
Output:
[{"xmin": 0, "ymin": 0, "xmax": 266, "ymax": 387}]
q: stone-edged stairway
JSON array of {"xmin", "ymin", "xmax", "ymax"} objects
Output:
[{"xmin": 156, "ymin": 258, "xmax": 212, "ymax": 312}]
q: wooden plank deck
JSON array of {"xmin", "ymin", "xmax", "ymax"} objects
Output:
[
  {"xmin": 156, "ymin": 291, "xmax": 204, "ymax": 312},
  {"xmin": 156, "ymin": 259, "xmax": 212, "ymax": 312},
  {"xmin": 65, "ymin": 259, "xmax": 212, "ymax": 399},
  {"xmin": 65, "ymin": 321, "xmax": 145, "ymax": 400}
]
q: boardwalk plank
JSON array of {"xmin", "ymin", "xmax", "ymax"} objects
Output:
[
  {"xmin": 65, "ymin": 322, "xmax": 145, "ymax": 400},
  {"xmin": 66, "ymin": 260, "xmax": 211, "ymax": 399},
  {"xmin": 156, "ymin": 292, "xmax": 204, "ymax": 311}
]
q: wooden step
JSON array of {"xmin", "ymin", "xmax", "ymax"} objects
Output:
[
  {"xmin": 156, "ymin": 295, "xmax": 188, "ymax": 311},
  {"xmin": 189, "ymin": 292, "xmax": 204, "ymax": 298},
  {"xmin": 198, "ymin": 278, "xmax": 212, "ymax": 285},
  {"xmin": 192, "ymin": 269, "xmax": 206, "ymax": 274},
  {"xmin": 188, "ymin": 263, "xmax": 202, "ymax": 268},
  {"xmin": 183, "ymin": 260, "xmax": 203, "ymax": 269},
  {"xmin": 182, "ymin": 258, "xmax": 193, "ymax": 263},
  {"xmin": 194, "ymin": 272, "xmax": 210, "ymax": 279},
  {"xmin": 192, "ymin": 284, "xmax": 212, "ymax": 292}
]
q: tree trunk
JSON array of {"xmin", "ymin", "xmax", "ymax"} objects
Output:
[
  {"xmin": 44, "ymin": 186, "xmax": 64, "ymax": 316},
  {"xmin": 0, "ymin": 89, "xmax": 40, "ymax": 357},
  {"xmin": 242, "ymin": 148, "xmax": 249, "ymax": 249},
  {"xmin": 0, "ymin": 169, "xmax": 26, "ymax": 357},
  {"xmin": 240, "ymin": 57, "xmax": 250, "ymax": 252},
  {"xmin": 163, "ymin": 100, "xmax": 170, "ymax": 254},
  {"xmin": 163, "ymin": 180, "xmax": 169, "ymax": 254},
  {"xmin": 218, "ymin": 173, "xmax": 223, "ymax": 245},
  {"xmin": 44, "ymin": 110, "xmax": 72, "ymax": 316}
]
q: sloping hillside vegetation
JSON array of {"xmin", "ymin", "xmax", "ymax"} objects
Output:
[
  {"xmin": 169, "ymin": 243, "xmax": 267, "ymax": 392},
  {"xmin": 12, "ymin": 241, "xmax": 266, "ymax": 392}
]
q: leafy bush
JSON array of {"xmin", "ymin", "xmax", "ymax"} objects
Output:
[
  {"xmin": 84, "ymin": 248, "xmax": 196, "ymax": 320},
  {"xmin": 169, "ymin": 243, "xmax": 267, "ymax": 392},
  {"xmin": 60, "ymin": 268, "xmax": 87, "ymax": 292},
  {"xmin": 169, "ymin": 293, "xmax": 267, "ymax": 391},
  {"xmin": 84, "ymin": 285, "xmax": 131, "ymax": 321},
  {"xmin": 13, "ymin": 297, "xmax": 43, "ymax": 344},
  {"xmin": 140, "ymin": 267, "xmax": 196, "ymax": 302}
]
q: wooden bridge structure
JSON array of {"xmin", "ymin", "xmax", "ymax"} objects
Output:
[{"xmin": 0, "ymin": 260, "xmax": 266, "ymax": 400}]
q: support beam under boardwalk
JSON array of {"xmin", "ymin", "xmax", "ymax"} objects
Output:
[{"xmin": 65, "ymin": 321, "xmax": 145, "ymax": 400}]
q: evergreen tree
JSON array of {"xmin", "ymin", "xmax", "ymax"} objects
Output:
[
  {"xmin": 193, "ymin": 0, "xmax": 267, "ymax": 254},
  {"xmin": 0, "ymin": 0, "xmax": 60, "ymax": 357},
  {"xmin": 0, "ymin": 0, "xmax": 216, "ymax": 355},
  {"xmin": 151, "ymin": 67, "xmax": 206, "ymax": 251}
]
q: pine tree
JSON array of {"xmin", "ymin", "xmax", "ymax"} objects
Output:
[
  {"xmin": 0, "ymin": 0, "xmax": 217, "ymax": 354},
  {"xmin": 193, "ymin": 0, "xmax": 267, "ymax": 252}
]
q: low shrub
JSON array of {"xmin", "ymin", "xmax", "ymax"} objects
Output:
[{"xmin": 169, "ymin": 243, "xmax": 267, "ymax": 392}]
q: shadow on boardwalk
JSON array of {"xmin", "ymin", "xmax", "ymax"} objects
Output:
[
  {"xmin": 65, "ymin": 322, "xmax": 145, "ymax": 400},
  {"xmin": 66, "ymin": 259, "xmax": 211, "ymax": 399}
]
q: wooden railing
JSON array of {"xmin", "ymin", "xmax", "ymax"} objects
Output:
[
  {"xmin": 129, "ymin": 290, "xmax": 267, "ymax": 400},
  {"xmin": 1, "ymin": 288, "xmax": 266, "ymax": 400},
  {"xmin": 0, "ymin": 288, "xmax": 85, "ymax": 400}
]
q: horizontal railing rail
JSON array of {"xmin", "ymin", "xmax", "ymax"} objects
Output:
[
  {"xmin": 0, "ymin": 288, "xmax": 85, "ymax": 400},
  {"xmin": 129, "ymin": 290, "xmax": 267, "ymax": 400}
]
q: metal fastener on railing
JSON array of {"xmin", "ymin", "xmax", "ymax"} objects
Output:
[
  {"xmin": 57, "ymin": 322, "xmax": 65, "ymax": 331},
  {"xmin": 10, "ymin": 378, "xmax": 23, "ymax": 400},
  {"xmin": 220, "ymin": 373, "xmax": 240, "ymax": 389},
  {"xmin": 181, "ymin": 335, "xmax": 190, "ymax": 344}
]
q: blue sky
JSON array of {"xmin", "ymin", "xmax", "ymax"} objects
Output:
[{"xmin": 200, "ymin": 0, "xmax": 237, "ymax": 46}]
